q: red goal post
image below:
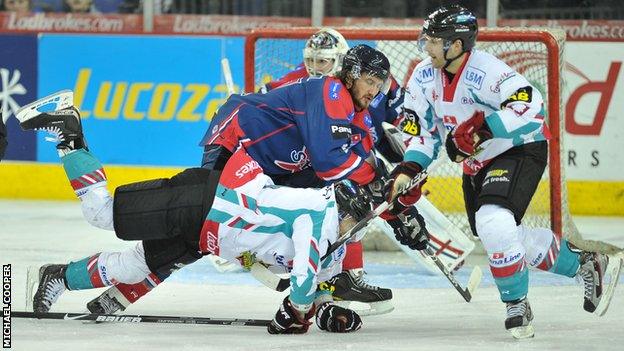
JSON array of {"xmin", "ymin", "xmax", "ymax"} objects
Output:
[{"xmin": 244, "ymin": 27, "xmax": 567, "ymax": 239}]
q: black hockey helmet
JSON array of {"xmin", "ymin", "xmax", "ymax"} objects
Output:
[
  {"xmin": 420, "ymin": 5, "xmax": 478, "ymax": 52},
  {"xmin": 339, "ymin": 44, "xmax": 390, "ymax": 82}
]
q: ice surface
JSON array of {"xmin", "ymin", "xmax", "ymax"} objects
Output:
[{"xmin": 1, "ymin": 200, "xmax": 623, "ymax": 350}]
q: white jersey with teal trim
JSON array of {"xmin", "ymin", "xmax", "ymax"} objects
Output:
[
  {"xmin": 402, "ymin": 49, "xmax": 548, "ymax": 174},
  {"xmin": 200, "ymin": 148, "xmax": 344, "ymax": 308}
]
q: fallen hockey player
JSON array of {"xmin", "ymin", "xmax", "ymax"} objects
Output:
[{"xmin": 17, "ymin": 90, "xmax": 387, "ymax": 334}]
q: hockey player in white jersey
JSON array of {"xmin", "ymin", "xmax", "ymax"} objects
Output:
[
  {"xmin": 386, "ymin": 5, "xmax": 623, "ymax": 339},
  {"xmin": 17, "ymin": 90, "xmax": 364, "ymax": 334}
]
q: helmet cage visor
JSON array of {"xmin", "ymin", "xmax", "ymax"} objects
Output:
[
  {"xmin": 303, "ymin": 47, "xmax": 343, "ymax": 76},
  {"xmin": 417, "ymin": 32, "xmax": 453, "ymax": 53}
]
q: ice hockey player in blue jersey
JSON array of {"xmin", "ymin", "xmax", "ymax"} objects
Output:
[
  {"xmin": 389, "ymin": 5, "xmax": 623, "ymax": 339},
  {"xmin": 200, "ymin": 44, "xmax": 388, "ymax": 187}
]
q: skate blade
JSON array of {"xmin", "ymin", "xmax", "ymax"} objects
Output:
[
  {"xmin": 596, "ymin": 252, "xmax": 623, "ymax": 317},
  {"xmin": 15, "ymin": 90, "xmax": 74, "ymax": 123},
  {"xmin": 333, "ymin": 300, "xmax": 394, "ymax": 316},
  {"xmin": 509, "ymin": 325, "xmax": 535, "ymax": 339},
  {"xmin": 25, "ymin": 266, "xmax": 39, "ymax": 312}
]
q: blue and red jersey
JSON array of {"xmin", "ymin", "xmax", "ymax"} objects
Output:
[
  {"xmin": 261, "ymin": 63, "xmax": 309, "ymax": 92},
  {"xmin": 200, "ymin": 76, "xmax": 376, "ymax": 185},
  {"xmin": 263, "ymin": 64, "xmax": 405, "ymax": 161}
]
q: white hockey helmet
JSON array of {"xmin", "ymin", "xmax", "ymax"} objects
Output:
[{"xmin": 303, "ymin": 28, "xmax": 349, "ymax": 77}]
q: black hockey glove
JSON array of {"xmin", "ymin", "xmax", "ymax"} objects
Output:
[
  {"xmin": 385, "ymin": 207, "xmax": 429, "ymax": 251},
  {"xmin": 315, "ymin": 302, "xmax": 362, "ymax": 333},
  {"xmin": 335, "ymin": 180, "xmax": 373, "ymax": 221},
  {"xmin": 267, "ymin": 296, "xmax": 314, "ymax": 335},
  {"xmin": 365, "ymin": 160, "xmax": 391, "ymax": 206}
]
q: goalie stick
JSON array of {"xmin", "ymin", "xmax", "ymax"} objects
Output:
[
  {"xmin": 12, "ymin": 311, "xmax": 270, "ymax": 327},
  {"xmin": 221, "ymin": 58, "xmax": 236, "ymax": 96}
]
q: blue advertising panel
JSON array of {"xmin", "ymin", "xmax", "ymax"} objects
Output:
[
  {"xmin": 0, "ymin": 34, "xmax": 38, "ymax": 161},
  {"xmin": 38, "ymin": 34, "xmax": 244, "ymax": 167}
]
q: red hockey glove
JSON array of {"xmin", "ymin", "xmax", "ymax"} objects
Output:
[
  {"xmin": 445, "ymin": 111, "xmax": 492, "ymax": 162},
  {"xmin": 381, "ymin": 161, "xmax": 425, "ymax": 218}
]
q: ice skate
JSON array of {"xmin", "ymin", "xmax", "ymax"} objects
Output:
[
  {"xmin": 577, "ymin": 251, "xmax": 623, "ymax": 316},
  {"xmin": 504, "ymin": 297, "xmax": 534, "ymax": 339},
  {"xmin": 15, "ymin": 90, "xmax": 87, "ymax": 152},
  {"xmin": 327, "ymin": 269, "xmax": 394, "ymax": 316},
  {"xmin": 87, "ymin": 287, "xmax": 130, "ymax": 314},
  {"xmin": 32, "ymin": 264, "xmax": 68, "ymax": 314}
]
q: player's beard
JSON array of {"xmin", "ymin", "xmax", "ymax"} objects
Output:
[{"xmin": 350, "ymin": 88, "xmax": 374, "ymax": 111}]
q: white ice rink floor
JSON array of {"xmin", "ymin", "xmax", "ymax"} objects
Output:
[{"xmin": 1, "ymin": 199, "xmax": 623, "ymax": 350}]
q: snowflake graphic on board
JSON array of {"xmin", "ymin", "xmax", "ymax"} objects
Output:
[{"xmin": 0, "ymin": 68, "xmax": 27, "ymax": 122}]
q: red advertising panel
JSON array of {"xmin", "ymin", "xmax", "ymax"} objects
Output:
[
  {"xmin": 152, "ymin": 15, "xmax": 310, "ymax": 35},
  {"xmin": 0, "ymin": 12, "xmax": 142, "ymax": 33}
]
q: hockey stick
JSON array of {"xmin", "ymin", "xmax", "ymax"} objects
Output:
[
  {"xmin": 221, "ymin": 58, "xmax": 236, "ymax": 96},
  {"xmin": 324, "ymin": 158, "xmax": 442, "ymax": 260},
  {"xmin": 250, "ymin": 158, "xmax": 443, "ymax": 292},
  {"xmin": 12, "ymin": 311, "xmax": 270, "ymax": 327},
  {"xmin": 424, "ymin": 247, "xmax": 482, "ymax": 302}
]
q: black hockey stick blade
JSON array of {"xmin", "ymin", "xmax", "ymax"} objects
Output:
[{"xmin": 12, "ymin": 311, "xmax": 270, "ymax": 327}]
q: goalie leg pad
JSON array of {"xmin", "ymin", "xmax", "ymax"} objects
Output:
[{"xmin": 113, "ymin": 168, "xmax": 220, "ymax": 240}]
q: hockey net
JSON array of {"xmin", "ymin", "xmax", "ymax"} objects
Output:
[{"xmin": 244, "ymin": 27, "xmax": 618, "ymax": 253}]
